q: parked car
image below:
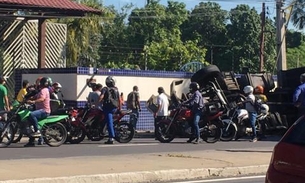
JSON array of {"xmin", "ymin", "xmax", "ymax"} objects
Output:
[{"xmin": 265, "ymin": 114, "xmax": 305, "ymax": 183}]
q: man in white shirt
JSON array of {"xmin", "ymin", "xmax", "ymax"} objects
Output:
[{"xmin": 154, "ymin": 87, "xmax": 169, "ymax": 136}]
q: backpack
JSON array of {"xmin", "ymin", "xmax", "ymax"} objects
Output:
[
  {"xmin": 253, "ymin": 96, "xmax": 263, "ymax": 114},
  {"xmin": 127, "ymin": 91, "xmax": 137, "ymax": 110},
  {"xmin": 103, "ymin": 87, "xmax": 119, "ymax": 109}
]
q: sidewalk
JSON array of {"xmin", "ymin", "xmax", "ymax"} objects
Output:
[{"xmin": 0, "ymin": 147, "xmax": 272, "ymax": 183}]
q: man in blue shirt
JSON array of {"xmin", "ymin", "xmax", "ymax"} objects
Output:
[
  {"xmin": 183, "ymin": 82, "xmax": 204, "ymax": 144},
  {"xmin": 293, "ymin": 73, "xmax": 305, "ymax": 117}
]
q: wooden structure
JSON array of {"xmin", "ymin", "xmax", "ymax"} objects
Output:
[{"xmin": 0, "ymin": 0, "xmax": 102, "ymax": 68}]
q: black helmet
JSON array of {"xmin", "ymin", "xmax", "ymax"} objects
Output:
[
  {"xmin": 40, "ymin": 77, "xmax": 50, "ymax": 87},
  {"xmin": 189, "ymin": 82, "xmax": 199, "ymax": 92},
  {"xmin": 105, "ymin": 76, "xmax": 115, "ymax": 87}
]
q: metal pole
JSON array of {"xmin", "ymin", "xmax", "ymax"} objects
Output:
[
  {"xmin": 276, "ymin": 0, "xmax": 287, "ymax": 87},
  {"xmin": 259, "ymin": 3, "xmax": 266, "ymax": 72}
]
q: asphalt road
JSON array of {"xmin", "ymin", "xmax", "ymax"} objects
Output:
[
  {"xmin": 0, "ymin": 136, "xmax": 279, "ymax": 160},
  {"xmin": 170, "ymin": 175, "xmax": 265, "ymax": 183}
]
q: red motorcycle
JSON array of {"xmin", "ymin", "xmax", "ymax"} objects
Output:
[
  {"xmin": 155, "ymin": 102, "xmax": 223, "ymax": 143},
  {"xmin": 65, "ymin": 106, "xmax": 135, "ymax": 144}
]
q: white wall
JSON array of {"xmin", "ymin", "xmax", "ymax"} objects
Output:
[
  {"xmin": 22, "ymin": 74, "xmax": 191, "ymax": 101},
  {"xmin": 77, "ymin": 75, "xmax": 190, "ymax": 101}
]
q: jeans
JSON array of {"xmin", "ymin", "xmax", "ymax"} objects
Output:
[
  {"xmin": 28, "ymin": 109, "xmax": 49, "ymax": 132},
  {"xmin": 191, "ymin": 111, "xmax": 203, "ymax": 139},
  {"xmin": 103, "ymin": 108, "xmax": 117, "ymax": 139},
  {"xmin": 248, "ymin": 112, "xmax": 257, "ymax": 138},
  {"xmin": 130, "ymin": 109, "xmax": 139, "ymax": 130},
  {"xmin": 154, "ymin": 116, "xmax": 167, "ymax": 136}
]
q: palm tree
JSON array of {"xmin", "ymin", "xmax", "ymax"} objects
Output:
[
  {"xmin": 56, "ymin": 0, "xmax": 110, "ymax": 67},
  {"xmin": 290, "ymin": 0, "xmax": 305, "ymax": 29}
]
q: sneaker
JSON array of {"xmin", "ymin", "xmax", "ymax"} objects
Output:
[
  {"xmin": 31, "ymin": 130, "xmax": 41, "ymax": 137},
  {"xmin": 187, "ymin": 137, "xmax": 196, "ymax": 143},
  {"xmin": 250, "ymin": 137, "xmax": 258, "ymax": 142},
  {"xmin": 104, "ymin": 138, "xmax": 114, "ymax": 144},
  {"xmin": 193, "ymin": 138, "xmax": 203, "ymax": 144},
  {"xmin": 24, "ymin": 142, "xmax": 35, "ymax": 147}
]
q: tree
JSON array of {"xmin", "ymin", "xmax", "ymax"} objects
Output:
[
  {"xmin": 57, "ymin": 0, "xmax": 107, "ymax": 67},
  {"xmin": 227, "ymin": 5, "xmax": 263, "ymax": 72},
  {"xmin": 291, "ymin": 0, "xmax": 305, "ymax": 30},
  {"xmin": 181, "ymin": 2, "xmax": 228, "ymax": 67},
  {"xmin": 98, "ymin": 4, "xmax": 137, "ymax": 69},
  {"xmin": 287, "ymin": 41, "xmax": 305, "ymax": 69}
]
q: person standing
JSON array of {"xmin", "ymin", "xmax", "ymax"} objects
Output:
[
  {"xmin": 183, "ymin": 82, "xmax": 204, "ymax": 144},
  {"xmin": 293, "ymin": 73, "xmax": 305, "ymax": 117},
  {"xmin": 88, "ymin": 83, "xmax": 103, "ymax": 109},
  {"xmin": 154, "ymin": 87, "xmax": 169, "ymax": 137},
  {"xmin": 24, "ymin": 77, "xmax": 51, "ymax": 147},
  {"xmin": 16, "ymin": 80, "xmax": 29, "ymax": 103},
  {"xmin": 0, "ymin": 76, "xmax": 10, "ymax": 117},
  {"xmin": 127, "ymin": 86, "xmax": 141, "ymax": 131},
  {"xmin": 243, "ymin": 85, "xmax": 258, "ymax": 142},
  {"xmin": 99, "ymin": 76, "xmax": 121, "ymax": 144}
]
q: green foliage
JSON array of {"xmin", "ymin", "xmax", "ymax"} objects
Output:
[
  {"xmin": 287, "ymin": 41, "xmax": 305, "ymax": 69},
  {"xmin": 60, "ymin": 0, "xmax": 305, "ymax": 72}
]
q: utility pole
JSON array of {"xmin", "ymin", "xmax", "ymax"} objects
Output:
[
  {"xmin": 276, "ymin": 0, "xmax": 287, "ymax": 87},
  {"xmin": 259, "ymin": 3, "xmax": 266, "ymax": 72}
]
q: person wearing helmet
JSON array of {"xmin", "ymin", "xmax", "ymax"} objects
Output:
[
  {"xmin": 24, "ymin": 77, "xmax": 51, "ymax": 147},
  {"xmin": 254, "ymin": 86, "xmax": 267, "ymax": 103},
  {"xmin": 242, "ymin": 85, "xmax": 258, "ymax": 142},
  {"xmin": 183, "ymin": 82, "xmax": 204, "ymax": 144},
  {"xmin": 50, "ymin": 82, "xmax": 62, "ymax": 100},
  {"xmin": 293, "ymin": 73, "xmax": 305, "ymax": 117},
  {"xmin": 99, "ymin": 76, "xmax": 121, "ymax": 144}
]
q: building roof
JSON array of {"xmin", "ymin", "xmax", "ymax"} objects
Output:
[{"xmin": 0, "ymin": 0, "xmax": 102, "ymax": 18}]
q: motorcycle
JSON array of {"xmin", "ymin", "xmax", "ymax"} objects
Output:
[
  {"xmin": 65, "ymin": 105, "xmax": 135, "ymax": 144},
  {"xmin": 155, "ymin": 101, "xmax": 223, "ymax": 143},
  {"xmin": 0, "ymin": 101, "xmax": 68, "ymax": 147},
  {"xmin": 221, "ymin": 104, "xmax": 270, "ymax": 141}
]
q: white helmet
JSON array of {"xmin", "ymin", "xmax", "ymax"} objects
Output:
[
  {"xmin": 52, "ymin": 82, "xmax": 62, "ymax": 89},
  {"xmin": 243, "ymin": 85, "xmax": 253, "ymax": 94},
  {"xmin": 260, "ymin": 104, "xmax": 269, "ymax": 115}
]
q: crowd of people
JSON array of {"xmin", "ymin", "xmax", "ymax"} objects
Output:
[{"xmin": 0, "ymin": 71, "xmax": 304, "ymax": 146}]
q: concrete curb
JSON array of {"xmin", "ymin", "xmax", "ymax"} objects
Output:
[{"xmin": 0, "ymin": 165, "xmax": 268, "ymax": 183}]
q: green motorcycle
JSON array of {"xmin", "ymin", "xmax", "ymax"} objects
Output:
[{"xmin": 0, "ymin": 101, "xmax": 68, "ymax": 147}]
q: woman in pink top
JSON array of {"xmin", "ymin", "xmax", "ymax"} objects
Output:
[{"xmin": 24, "ymin": 77, "xmax": 51, "ymax": 147}]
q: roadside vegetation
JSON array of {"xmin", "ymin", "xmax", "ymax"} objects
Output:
[{"xmin": 59, "ymin": 0, "xmax": 305, "ymax": 73}]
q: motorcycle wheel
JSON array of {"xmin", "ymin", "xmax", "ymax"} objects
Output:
[
  {"xmin": 43, "ymin": 122, "xmax": 67, "ymax": 147},
  {"xmin": 68, "ymin": 126, "xmax": 86, "ymax": 144},
  {"xmin": 86, "ymin": 129, "xmax": 104, "ymax": 141},
  {"xmin": 202, "ymin": 123, "xmax": 222, "ymax": 143},
  {"xmin": 220, "ymin": 122, "xmax": 237, "ymax": 142},
  {"xmin": 0, "ymin": 123, "xmax": 14, "ymax": 148},
  {"xmin": 114, "ymin": 121, "xmax": 135, "ymax": 143},
  {"xmin": 155, "ymin": 122, "xmax": 176, "ymax": 143},
  {"xmin": 11, "ymin": 122, "xmax": 23, "ymax": 143}
]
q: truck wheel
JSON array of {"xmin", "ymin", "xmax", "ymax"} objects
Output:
[{"xmin": 191, "ymin": 65, "xmax": 222, "ymax": 87}]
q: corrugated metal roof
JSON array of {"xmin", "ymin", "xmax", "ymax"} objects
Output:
[{"xmin": 0, "ymin": 0, "xmax": 100, "ymax": 12}]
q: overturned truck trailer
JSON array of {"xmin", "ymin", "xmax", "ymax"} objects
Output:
[{"xmin": 172, "ymin": 65, "xmax": 300, "ymax": 131}]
